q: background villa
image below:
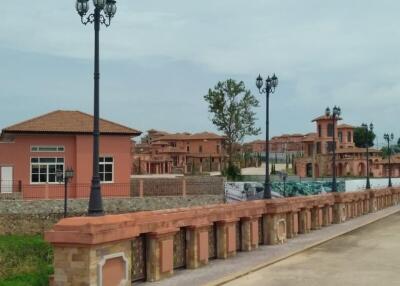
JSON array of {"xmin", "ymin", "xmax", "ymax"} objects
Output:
[
  {"xmin": 133, "ymin": 130, "xmax": 226, "ymax": 174},
  {"xmin": 0, "ymin": 110, "xmax": 141, "ymax": 199}
]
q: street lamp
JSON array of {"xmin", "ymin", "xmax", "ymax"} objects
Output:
[
  {"xmin": 75, "ymin": 0, "xmax": 117, "ymax": 216},
  {"xmin": 256, "ymin": 73, "xmax": 279, "ymax": 199},
  {"xmin": 362, "ymin": 123, "xmax": 374, "ymax": 189},
  {"xmin": 383, "ymin": 133, "xmax": 394, "ymax": 187},
  {"xmin": 57, "ymin": 168, "xmax": 75, "ymax": 218},
  {"xmin": 325, "ymin": 106, "xmax": 341, "ymax": 192}
]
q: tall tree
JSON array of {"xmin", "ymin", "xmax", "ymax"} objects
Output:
[
  {"xmin": 204, "ymin": 79, "xmax": 260, "ymax": 167},
  {"xmin": 353, "ymin": 127, "xmax": 376, "ymax": 148},
  {"xmin": 381, "ymin": 145, "xmax": 400, "ymax": 158}
]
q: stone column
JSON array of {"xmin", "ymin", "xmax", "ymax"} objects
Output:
[
  {"xmin": 346, "ymin": 203, "xmax": 353, "ymax": 220},
  {"xmin": 186, "ymin": 225, "xmax": 210, "ymax": 269},
  {"xmin": 286, "ymin": 212, "xmax": 299, "ymax": 239},
  {"xmin": 333, "ymin": 203, "xmax": 346, "ymax": 224},
  {"xmin": 263, "ymin": 213, "xmax": 287, "ymax": 245},
  {"xmin": 216, "ymin": 220, "xmax": 237, "ymax": 259},
  {"xmin": 352, "ymin": 201, "xmax": 358, "ymax": 217},
  {"xmin": 240, "ymin": 217, "xmax": 259, "ymax": 251},
  {"xmin": 358, "ymin": 200, "xmax": 363, "ymax": 216},
  {"xmin": 392, "ymin": 190, "xmax": 399, "ymax": 205},
  {"xmin": 298, "ymin": 208, "xmax": 311, "ymax": 234},
  {"xmin": 322, "ymin": 205, "xmax": 331, "ymax": 227},
  {"xmin": 311, "ymin": 206, "xmax": 322, "ymax": 230},
  {"xmin": 146, "ymin": 230, "xmax": 177, "ymax": 282},
  {"xmin": 363, "ymin": 198, "xmax": 369, "ymax": 214},
  {"xmin": 369, "ymin": 194, "xmax": 377, "ymax": 213},
  {"xmin": 52, "ymin": 241, "xmax": 131, "ymax": 286}
]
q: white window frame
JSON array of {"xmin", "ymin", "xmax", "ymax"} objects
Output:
[
  {"xmin": 30, "ymin": 157, "xmax": 64, "ymax": 185},
  {"xmin": 99, "ymin": 156, "xmax": 114, "ymax": 184},
  {"xmin": 31, "ymin": 145, "xmax": 65, "ymax": 152}
]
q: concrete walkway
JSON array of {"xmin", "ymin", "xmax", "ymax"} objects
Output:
[
  {"xmin": 225, "ymin": 211, "xmax": 400, "ymax": 286},
  {"xmin": 138, "ymin": 204, "xmax": 400, "ymax": 286}
]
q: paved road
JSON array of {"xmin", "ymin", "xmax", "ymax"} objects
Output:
[{"xmin": 225, "ymin": 212, "xmax": 400, "ymax": 286}]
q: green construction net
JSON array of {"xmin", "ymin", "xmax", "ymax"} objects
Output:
[{"xmin": 271, "ymin": 181, "xmax": 345, "ymax": 197}]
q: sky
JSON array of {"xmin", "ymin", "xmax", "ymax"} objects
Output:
[{"xmin": 1, "ymin": 0, "xmax": 399, "ymax": 146}]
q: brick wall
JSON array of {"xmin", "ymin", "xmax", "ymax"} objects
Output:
[{"xmin": 130, "ymin": 176, "xmax": 225, "ymax": 197}]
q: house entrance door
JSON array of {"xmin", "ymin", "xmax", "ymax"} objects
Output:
[{"xmin": 0, "ymin": 166, "xmax": 13, "ymax": 193}]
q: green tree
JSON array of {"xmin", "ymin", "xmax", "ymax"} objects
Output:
[
  {"xmin": 204, "ymin": 79, "xmax": 260, "ymax": 171},
  {"xmin": 381, "ymin": 145, "xmax": 400, "ymax": 158},
  {"xmin": 353, "ymin": 127, "xmax": 376, "ymax": 148}
]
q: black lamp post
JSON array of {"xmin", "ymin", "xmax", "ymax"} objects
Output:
[
  {"xmin": 362, "ymin": 123, "xmax": 373, "ymax": 189},
  {"xmin": 57, "ymin": 168, "xmax": 75, "ymax": 218},
  {"xmin": 256, "ymin": 74, "xmax": 279, "ymax": 199},
  {"xmin": 75, "ymin": 0, "xmax": 117, "ymax": 216},
  {"xmin": 325, "ymin": 106, "xmax": 341, "ymax": 192},
  {"xmin": 383, "ymin": 133, "xmax": 394, "ymax": 187}
]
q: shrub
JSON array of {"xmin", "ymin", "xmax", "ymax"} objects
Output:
[
  {"xmin": 222, "ymin": 164, "xmax": 242, "ymax": 181},
  {"xmin": 0, "ymin": 235, "xmax": 53, "ymax": 286}
]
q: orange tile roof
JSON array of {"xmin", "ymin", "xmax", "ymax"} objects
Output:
[
  {"xmin": 312, "ymin": 115, "xmax": 342, "ymax": 122},
  {"xmin": 2, "ymin": 110, "xmax": 141, "ymax": 136},
  {"xmin": 153, "ymin": 132, "xmax": 224, "ymax": 141},
  {"xmin": 302, "ymin": 133, "xmax": 317, "ymax": 142}
]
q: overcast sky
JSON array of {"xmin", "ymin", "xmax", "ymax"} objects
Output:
[{"xmin": 1, "ymin": 1, "xmax": 399, "ymax": 145}]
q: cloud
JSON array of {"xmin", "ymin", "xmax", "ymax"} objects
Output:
[{"xmin": 1, "ymin": 1, "xmax": 399, "ymax": 144}]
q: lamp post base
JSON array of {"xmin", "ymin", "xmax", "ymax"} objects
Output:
[
  {"xmin": 88, "ymin": 180, "xmax": 104, "ymax": 216},
  {"xmin": 264, "ymin": 183, "xmax": 272, "ymax": 200}
]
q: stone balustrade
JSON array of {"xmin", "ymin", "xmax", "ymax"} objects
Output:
[{"xmin": 45, "ymin": 187, "xmax": 400, "ymax": 286}]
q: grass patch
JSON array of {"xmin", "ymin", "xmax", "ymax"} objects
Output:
[{"xmin": 0, "ymin": 235, "xmax": 53, "ymax": 286}]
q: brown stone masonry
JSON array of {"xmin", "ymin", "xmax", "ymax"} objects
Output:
[{"xmin": 46, "ymin": 188, "xmax": 400, "ymax": 285}]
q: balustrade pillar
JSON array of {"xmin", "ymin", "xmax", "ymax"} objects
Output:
[
  {"xmin": 299, "ymin": 208, "xmax": 311, "ymax": 234},
  {"xmin": 146, "ymin": 229, "xmax": 177, "ymax": 282},
  {"xmin": 286, "ymin": 211, "xmax": 299, "ymax": 239},
  {"xmin": 52, "ymin": 241, "xmax": 131, "ymax": 286},
  {"xmin": 263, "ymin": 213, "xmax": 287, "ymax": 245},
  {"xmin": 186, "ymin": 225, "xmax": 210, "ymax": 269},
  {"xmin": 333, "ymin": 203, "xmax": 346, "ymax": 224},
  {"xmin": 322, "ymin": 205, "xmax": 332, "ymax": 227},
  {"xmin": 311, "ymin": 206, "xmax": 322, "ymax": 230},
  {"xmin": 240, "ymin": 217, "xmax": 259, "ymax": 251},
  {"xmin": 216, "ymin": 220, "xmax": 237, "ymax": 259}
]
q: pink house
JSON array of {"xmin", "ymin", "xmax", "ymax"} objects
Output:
[{"xmin": 0, "ymin": 110, "xmax": 141, "ymax": 199}]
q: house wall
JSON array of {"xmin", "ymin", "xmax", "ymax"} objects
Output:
[
  {"xmin": 0, "ymin": 134, "xmax": 132, "ymax": 198},
  {"xmin": 337, "ymin": 127, "xmax": 354, "ymax": 148},
  {"xmin": 0, "ymin": 135, "xmax": 76, "ymax": 184},
  {"xmin": 186, "ymin": 139, "xmax": 221, "ymax": 155}
]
